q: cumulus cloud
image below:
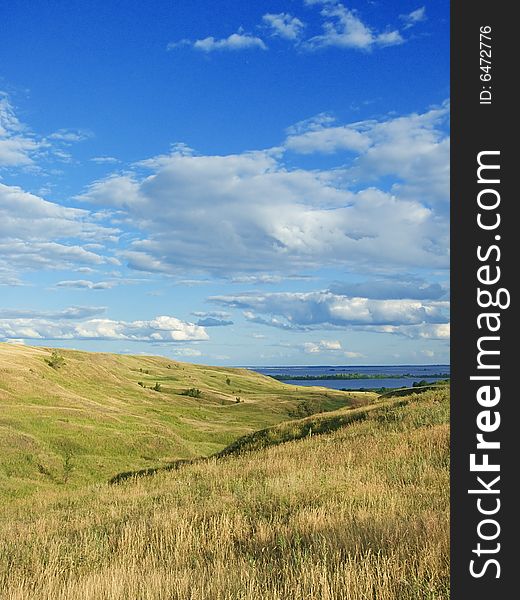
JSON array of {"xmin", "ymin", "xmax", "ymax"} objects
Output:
[
  {"xmin": 285, "ymin": 123, "xmax": 370, "ymax": 154},
  {"xmin": 168, "ymin": 30, "xmax": 266, "ymax": 52},
  {"xmin": 0, "ymin": 313, "xmax": 208, "ymax": 342},
  {"xmin": 304, "ymin": 2, "xmax": 403, "ymax": 51},
  {"xmin": 263, "ymin": 13, "xmax": 305, "ymax": 40},
  {"xmin": 346, "ymin": 104, "xmax": 450, "ymax": 207},
  {"xmin": 210, "ymin": 291, "xmax": 449, "ymax": 331},
  {"xmin": 285, "ymin": 102, "xmax": 450, "ymax": 207},
  {"xmin": 78, "ymin": 104, "xmax": 449, "ymax": 277},
  {"xmin": 0, "ymin": 183, "xmax": 118, "ymax": 278}
]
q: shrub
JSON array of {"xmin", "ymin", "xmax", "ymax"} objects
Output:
[
  {"xmin": 226, "ymin": 378, "xmax": 231, "ymax": 386},
  {"xmin": 182, "ymin": 388, "xmax": 202, "ymax": 398},
  {"xmin": 153, "ymin": 382, "xmax": 162, "ymax": 392},
  {"xmin": 45, "ymin": 350, "xmax": 65, "ymax": 370},
  {"xmin": 137, "ymin": 381, "xmax": 144, "ymax": 387},
  {"xmin": 62, "ymin": 451, "xmax": 74, "ymax": 484}
]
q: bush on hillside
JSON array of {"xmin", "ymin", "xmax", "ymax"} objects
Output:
[
  {"xmin": 182, "ymin": 388, "xmax": 202, "ymax": 398},
  {"xmin": 45, "ymin": 350, "xmax": 65, "ymax": 370}
]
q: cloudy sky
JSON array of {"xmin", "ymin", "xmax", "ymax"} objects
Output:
[{"xmin": 0, "ymin": 0, "xmax": 449, "ymax": 366}]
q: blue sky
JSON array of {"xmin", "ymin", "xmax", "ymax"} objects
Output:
[{"xmin": 0, "ymin": 0, "xmax": 449, "ymax": 366}]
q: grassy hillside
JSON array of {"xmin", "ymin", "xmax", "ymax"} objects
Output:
[
  {"xmin": 0, "ymin": 387, "xmax": 450, "ymax": 599},
  {"xmin": 0, "ymin": 343, "xmax": 373, "ymax": 499}
]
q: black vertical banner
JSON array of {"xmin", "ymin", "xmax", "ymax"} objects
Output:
[{"xmin": 451, "ymin": 2, "xmax": 515, "ymax": 598}]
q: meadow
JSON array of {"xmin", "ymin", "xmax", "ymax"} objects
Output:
[
  {"xmin": 0, "ymin": 343, "xmax": 449, "ymax": 598},
  {"xmin": 0, "ymin": 383, "xmax": 449, "ymax": 599},
  {"xmin": 0, "ymin": 343, "xmax": 369, "ymax": 500}
]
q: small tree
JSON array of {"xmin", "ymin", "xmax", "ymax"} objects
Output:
[
  {"xmin": 45, "ymin": 350, "xmax": 65, "ymax": 370},
  {"xmin": 226, "ymin": 377, "xmax": 231, "ymax": 386}
]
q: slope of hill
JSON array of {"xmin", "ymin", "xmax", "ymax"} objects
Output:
[
  {"xmin": 0, "ymin": 387, "xmax": 450, "ymax": 600},
  {"xmin": 0, "ymin": 343, "xmax": 374, "ymax": 499}
]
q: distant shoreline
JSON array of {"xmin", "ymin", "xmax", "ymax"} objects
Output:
[{"xmin": 268, "ymin": 372, "xmax": 450, "ymax": 382}]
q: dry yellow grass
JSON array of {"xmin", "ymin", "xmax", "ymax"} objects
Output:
[{"xmin": 0, "ymin": 389, "xmax": 449, "ymax": 600}]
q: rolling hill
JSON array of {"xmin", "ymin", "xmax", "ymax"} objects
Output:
[
  {"xmin": 0, "ymin": 386, "xmax": 450, "ymax": 599},
  {"xmin": 0, "ymin": 343, "xmax": 374, "ymax": 499}
]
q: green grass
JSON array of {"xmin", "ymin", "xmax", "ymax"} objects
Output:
[
  {"xmin": 0, "ymin": 343, "xmax": 375, "ymax": 499},
  {"xmin": 0, "ymin": 387, "xmax": 450, "ymax": 599}
]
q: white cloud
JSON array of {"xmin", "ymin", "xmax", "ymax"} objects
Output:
[
  {"xmin": 230, "ymin": 274, "xmax": 311, "ymax": 285},
  {"xmin": 286, "ymin": 338, "xmax": 363, "ymax": 357},
  {"xmin": 400, "ymin": 7, "xmax": 426, "ymax": 29},
  {"xmin": 263, "ymin": 13, "xmax": 305, "ymax": 40},
  {"xmin": 90, "ymin": 156, "xmax": 120, "ymax": 164},
  {"xmin": 285, "ymin": 123, "xmax": 370, "ymax": 154},
  {"xmin": 192, "ymin": 311, "xmax": 231, "ymax": 319},
  {"xmin": 285, "ymin": 102, "xmax": 450, "ymax": 207},
  {"xmin": 55, "ymin": 280, "xmax": 116, "ymax": 290},
  {"xmin": 0, "ymin": 182, "xmax": 118, "ymax": 279},
  {"xmin": 168, "ymin": 30, "xmax": 267, "ymax": 52},
  {"xmin": 191, "ymin": 312, "xmax": 233, "ymax": 326},
  {"xmin": 329, "ymin": 278, "xmax": 447, "ymax": 300},
  {"xmin": 0, "ymin": 306, "xmax": 106, "ymax": 320},
  {"xmin": 78, "ymin": 104, "xmax": 449, "ymax": 277},
  {"xmin": 1, "ymin": 94, "xmax": 91, "ymax": 168},
  {"xmin": 243, "ymin": 311, "xmax": 297, "ymax": 331},
  {"xmin": 0, "ymin": 95, "xmax": 43, "ymax": 167},
  {"xmin": 303, "ymin": 339, "xmax": 342, "ymax": 353},
  {"xmin": 363, "ymin": 322, "xmax": 450, "ymax": 340},
  {"xmin": 77, "ymin": 174, "xmax": 142, "ymax": 208},
  {"xmin": 195, "ymin": 317, "xmax": 233, "ymax": 327},
  {"xmin": 0, "ymin": 240, "xmax": 106, "ymax": 272},
  {"xmin": 286, "ymin": 113, "xmax": 336, "ymax": 135},
  {"xmin": 48, "ymin": 129, "xmax": 92, "ymax": 143},
  {"xmin": 211, "ymin": 291, "xmax": 449, "ymax": 331},
  {"xmin": 344, "ymin": 350, "xmax": 364, "ymax": 358},
  {"xmin": 0, "ymin": 314, "xmax": 208, "ymax": 342},
  {"xmin": 305, "ymin": 3, "xmax": 403, "ymax": 51}
]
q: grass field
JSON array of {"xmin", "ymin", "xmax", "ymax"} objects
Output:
[
  {"xmin": 0, "ymin": 386, "xmax": 449, "ymax": 599},
  {"xmin": 0, "ymin": 343, "xmax": 449, "ymax": 599},
  {"xmin": 0, "ymin": 343, "xmax": 373, "ymax": 499}
]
